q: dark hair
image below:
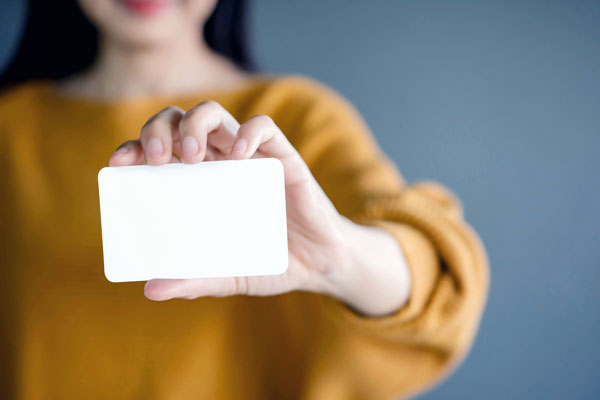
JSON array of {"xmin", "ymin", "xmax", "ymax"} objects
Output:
[{"xmin": 0, "ymin": 0, "xmax": 254, "ymax": 88}]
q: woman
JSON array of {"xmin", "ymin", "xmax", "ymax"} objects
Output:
[{"xmin": 0, "ymin": 0, "xmax": 489, "ymax": 399}]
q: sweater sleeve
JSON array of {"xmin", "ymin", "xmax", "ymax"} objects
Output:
[{"xmin": 266, "ymin": 77, "xmax": 490, "ymax": 398}]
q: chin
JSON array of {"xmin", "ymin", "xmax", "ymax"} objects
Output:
[{"xmin": 106, "ymin": 19, "xmax": 186, "ymax": 47}]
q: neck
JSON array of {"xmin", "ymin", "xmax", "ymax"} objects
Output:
[{"xmin": 62, "ymin": 32, "xmax": 248, "ymax": 100}]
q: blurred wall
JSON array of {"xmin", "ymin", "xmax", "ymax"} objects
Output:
[
  {"xmin": 1, "ymin": 0, "xmax": 599, "ymax": 399},
  {"xmin": 0, "ymin": 0, "xmax": 25, "ymax": 72},
  {"xmin": 253, "ymin": 1, "xmax": 600, "ymax": 399}
]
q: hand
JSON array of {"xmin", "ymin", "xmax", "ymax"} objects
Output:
[{"xmin": 109, "ymin": 101, "xmax": 410, "ymax": 316}]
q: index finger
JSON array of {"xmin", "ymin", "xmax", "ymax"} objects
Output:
[{"xmin": 140, "ymin": 106, "xmax": 185, "ymax": 165}]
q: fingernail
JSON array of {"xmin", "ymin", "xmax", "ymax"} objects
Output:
[
  {"xmin": 232, "ymin": 138, "xmax": 248, "ymax": 155},
  {"xmin": 146, "ymin": 138, "xmax": 163, "ymax": 159},
  {"xmin": 182, "ymin": 136, "xmax": 199, "ymax": 158},
  {"xmin": 113, "ymin": 146, "xmax": 129, "ymax": 157}
]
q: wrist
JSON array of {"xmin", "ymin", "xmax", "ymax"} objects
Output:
[{"xmin": 323, "ymin": 215, "xmax": 412, "ymax": 317}]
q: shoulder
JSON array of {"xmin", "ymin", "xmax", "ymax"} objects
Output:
[
  {"xmin": 0, "ymin": 80, "xmax": 50, "ymax": 114},
  {"xmin": 255, "ymin": 74, "xmax": 357, "ymax": 112},
  {"xmin": 0, "ymin": 81, "xmax": 51, "ymax": 148},
  {"xmin": 0, "ymin": 81, "xmax": 51, "ymax": 133},
  {"xmin": 245, "ymin": 75, "xmax": 368, "ymax": 135}
]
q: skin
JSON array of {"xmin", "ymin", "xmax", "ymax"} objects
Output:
[{"xmin": 65, "ymin": 0, "xmax": 411, "ymax": 316}]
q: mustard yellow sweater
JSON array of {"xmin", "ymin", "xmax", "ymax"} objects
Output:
[{"xmin": 0, "ymin": 76, "xmax": 488, "ymax": 400}]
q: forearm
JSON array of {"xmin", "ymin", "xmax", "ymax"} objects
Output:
[{"xmin": 325, "ymin": 215, "xmax": 412, "ymax": 317}]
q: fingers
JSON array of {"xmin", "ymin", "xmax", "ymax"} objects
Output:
[
  {"xmin": 231, "ymin": 115, "xmax": 312, "ymax": 186},
  {"xmin": 110, "ymin": 106, "xmax": 183, "ymax": 167},
  {"xmin": 230, "ymin": 115, "xmax": 296, "ymax": 160},
  {"xmin": 179, "ymin": 100, "xmax": 240, "ymax": 164},
  {"xmin": 109, "ymin": 140, "xmax": 145, "ymax": 167},
  {"xmin": 111, "ymin": 106, "xmax": 303, "ymax": 173},
  {"xmin": 144, "ymin": 277, "xmax": 245, "ymax": 301},
  {"xmin": 140, "ymin": 106, "xmax": 185, "ymax": 165}
]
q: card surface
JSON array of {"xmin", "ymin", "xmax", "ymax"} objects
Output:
[{"xmin": 98, "ymin": 158, "xmax": 288, "ymax": 282}]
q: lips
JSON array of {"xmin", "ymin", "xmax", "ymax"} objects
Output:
[{"xmin": 118, "ymin": 0, "xmax": 171, "ymax": 16}]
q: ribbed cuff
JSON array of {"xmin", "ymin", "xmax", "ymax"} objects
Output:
[{"xmin": 320, "ymin": 188, "xmax": 489, "ymax": 339}]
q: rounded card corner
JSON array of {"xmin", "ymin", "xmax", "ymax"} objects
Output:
[
  {"xmin": 268, "ymin": 157, "xmax": 284, "ymax": 169},
  {"xmin": 104, "ymin": 269, "xmax": 120, "ymax": 283},
  {"xmin": 264, "ymin": 157, "xmax": 285, "ymax": 181},
  {"xmin": 98, "ymin": 166, "xmax": 110, "ymax": 182},
  {"xmin": 276, "ymin": 259, "xmax": 289, "ymax": 275}
]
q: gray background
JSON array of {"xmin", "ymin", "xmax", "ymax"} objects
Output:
[{"xmin": 2, "ymin": 0, "xmax": 599, "ymax": 399}]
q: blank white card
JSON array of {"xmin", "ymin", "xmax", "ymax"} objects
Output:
[{"xmin": 98, "ymin": 158, "xmax": 288, "ymax": 282}]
